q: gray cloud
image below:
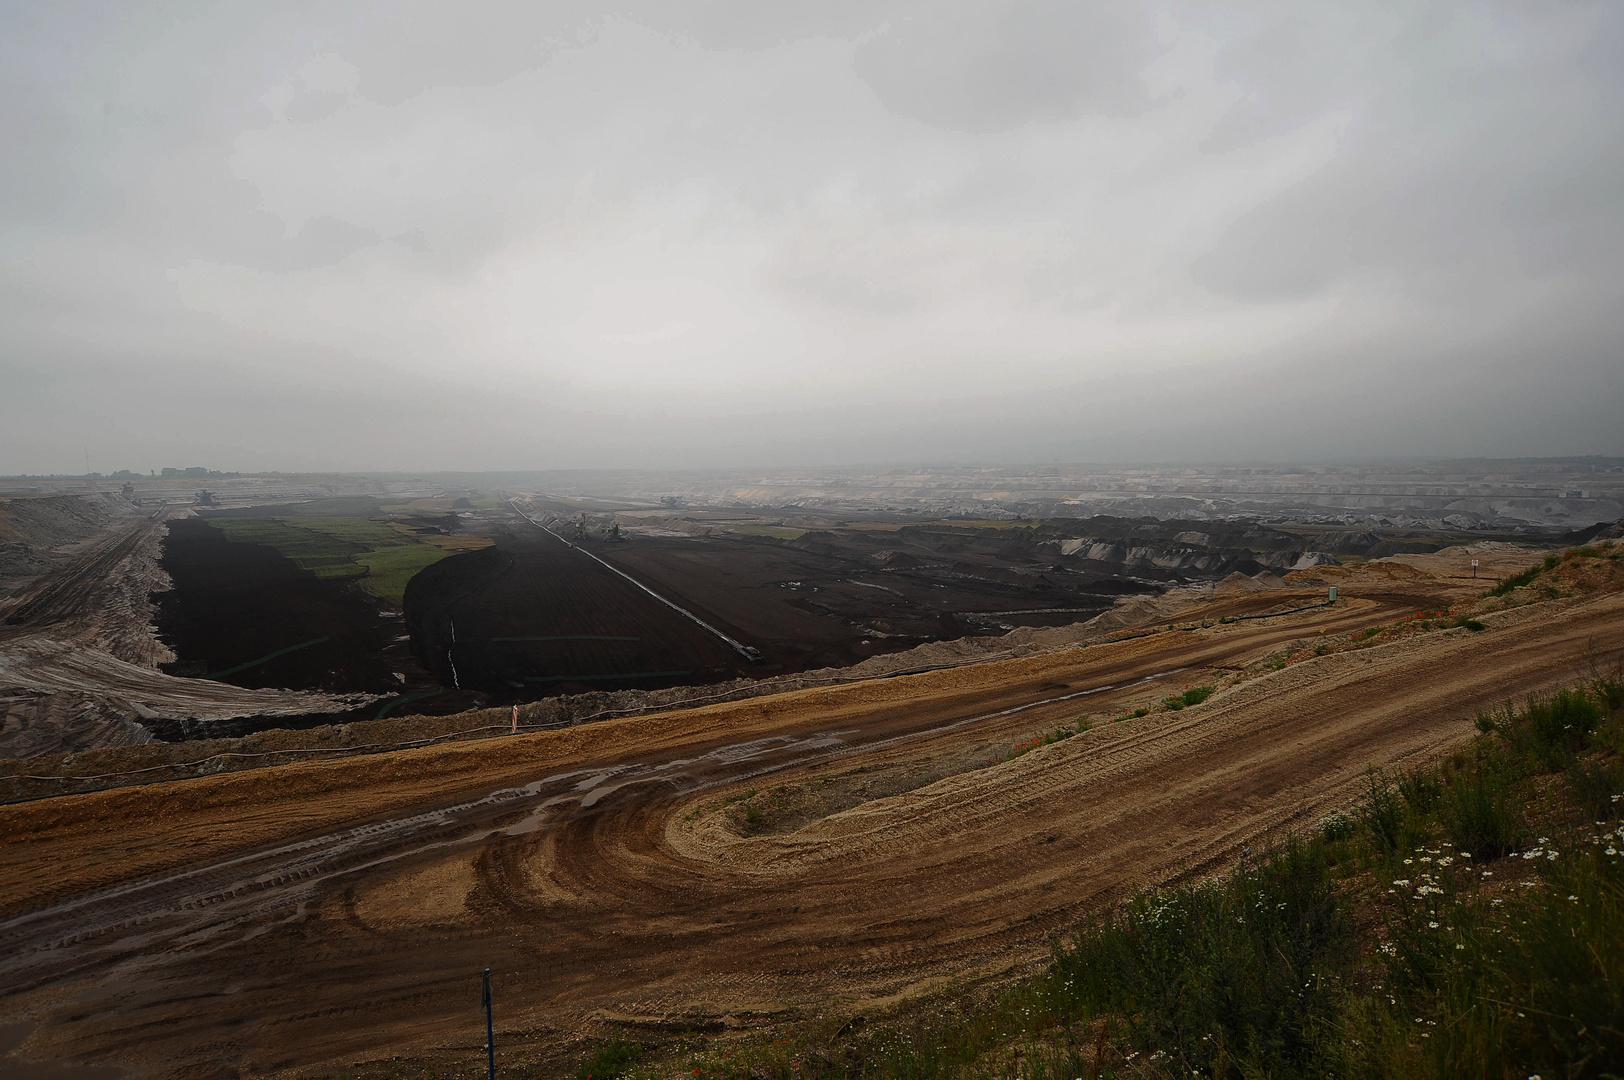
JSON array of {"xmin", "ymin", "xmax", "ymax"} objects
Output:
[
  {"xmin": 851, "ymin": 1, "xmax": 1157, "ymax": 132},
  {"xmin": 0, "ymin": 1, "xmax": 1620, "ymax": 474},
  {"xmin": 1192, "ymin": 2, "xmax": 1624, "ymax": 304}
]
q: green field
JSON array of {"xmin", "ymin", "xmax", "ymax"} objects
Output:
[{"xmin": 208, "ymin": 517, "xmax": 461, "ymax": 605}]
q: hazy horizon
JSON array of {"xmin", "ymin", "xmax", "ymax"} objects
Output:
[{"xmin": 4, "ymin": 2, "xmax": 1622, "ymax": 474}]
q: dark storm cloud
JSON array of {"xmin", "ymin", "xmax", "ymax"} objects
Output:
[{"xmin": 0, "ymin": 1, "xmax": 1620, "ymax": 473}]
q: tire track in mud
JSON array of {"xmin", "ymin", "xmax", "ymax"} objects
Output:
[
  {"xmin": 0, "ymin": 673, "xmax": 1173, "ymax": 1000},
  {"xmin": 1, "ymin": 582, "xmax": 1615, "ymax": 1077}
]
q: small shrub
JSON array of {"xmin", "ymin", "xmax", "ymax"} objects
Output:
[
  {"xmin": 1398, "ymin": 767, "xmax": 1443, "ymax": 814},
  {"xmin": 576, "ymin": 1038, "xmax": 643, "ymax": 1080},
  {"xmin": 1568, "ymin": 755, "xmax": 1624, "ymax": 817},
  {"xmin": 1485, "ymin": 845, "xmax": 1624, "ymax": 1075},
  {"xmin": 1453, "ymin": 616, "xmax": 1485, "ymax": 631},
  {"xmin": 1523, "ymin": 688, "xmax": 1602, "ymax": 766},
  {"xmin": 1590, "ymin": 663, "xmax": 1624, "ymax": 714},
  {"xmin": 1490, "ymin": 561, "xmax": 1545, "ymax": 597},
  {"xmin": 1058, "ymin": 839, "xmax": 1353, "ymax": 1076},
  {"xmin": 1439, "ymin": 765, "xmax": 1523, "ymax": 857},
  {"xmin": 1180, "ymin": 685, "xmax": 1215, "ymax": 707},
  {"xmin": 1318, "ymin": 811, "xmax": 1355, "ymax": 842},
  {"xmin": 1360, "ymin": 770, "xmax": 1409, "ymax": 855}
]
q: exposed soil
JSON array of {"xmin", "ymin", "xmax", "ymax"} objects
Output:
[
  {"xmin": 0, "ymin": 509, "xmax": 394, "ymax": 758},
  {"xmin": 0, "ymin": 564, "xmax": 1350, "ymax": 802},
  {"xmin": 150, "ymin": 518, "xmax": 483, "ymax": 733},
  {"xmin": 100, "ymin": 497, "xmax": 1553, "ymax": 746},
  {"xmin": 0, "ymin": 548, "xmax": 1614, "ymax": 1080},
  {"xmin": 511, "ymin": 499, "xmax": 1171, "ymax": 673},
  {"xmin": 404, "ymin": 526, "xmax": 750, "ymax": 695},
  {"xmin": 0, "ymin": 494, "xmax": 140, "ymax": 609},
  {"xmin": 156, "ymin": 518, "xmax": 402, "ymax": 692}
]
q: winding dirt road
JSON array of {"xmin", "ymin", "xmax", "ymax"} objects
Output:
[{"xmin": 0, "ymin": 550, "xmax": 1617, "ymax": 1079}]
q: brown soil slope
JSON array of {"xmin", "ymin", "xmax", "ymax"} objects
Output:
[{"xmin": 0, "ymin": 547, "xmax": 1618, "ymax": 1079}]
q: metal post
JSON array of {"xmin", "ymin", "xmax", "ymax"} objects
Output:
[{"xmin": 482, "ymin": 967, "xmax": 495, "ymax": 1080}]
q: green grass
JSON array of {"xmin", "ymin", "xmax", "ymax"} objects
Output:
[
  {"xmin": 1489, "ymin": 554, "xmax": 1557, "ymax": 596},
  {"xmin": 1160, "ymin": 685, "xmax": 1215, "ymax": 711},
  {"xmin": 1060, "ymin": 837, "xmax": 1353, "ymax": 1076},
  {"xmin": 576, "ymin": 1038, "xmax": 643, "ymax": 1080},
  {"xmin": 1062, "ymin": 687, "xmax": 1624, "ymax": 1078},
  {"xmin": 1179, "ymin": 685, "xmax": 1214, "ymax": 706},
  {"xmin": 208, "ymin": 516, "xmax": 453, "ymax": 605},
  {"xmin": 211, "ymin": 518, "xmax": 366, "ymax": 579},
  {"xmin": 348, "ymin": 543, "xmax": 454, "ymax": 605}
]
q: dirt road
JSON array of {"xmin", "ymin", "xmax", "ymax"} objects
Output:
[{"xmin": 0, "ymin": 552, "xmax": 1615, "ymax": 1078}]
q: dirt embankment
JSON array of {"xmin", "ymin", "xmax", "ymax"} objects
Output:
[
  {"xmin": 0, "ymin": 543, "xmax": 1537, "ymax": 800},
  {"xmin": 0, "ymin": 573, "xmax": 1342, "ymax": 802},
  {"xmin": 0, "ymin": 493, "xmax": 138, "ymax": 608},
  {"xmin": 0, "ymin": 504, "xmax": 372, "ymax": 761},
  {"xmin": 0, "ymin": 545, "xmax": 1617, "ymax": 1079}
]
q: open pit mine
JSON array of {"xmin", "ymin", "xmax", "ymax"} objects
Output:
[{"xmin": 1, "ymin": 463, "xmax": 1621, "ymax": 1078}]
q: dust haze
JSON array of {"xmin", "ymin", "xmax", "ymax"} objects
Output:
[{"xmin": 3, "ymin": 1, "xmax": 1622, "ymax": 473}]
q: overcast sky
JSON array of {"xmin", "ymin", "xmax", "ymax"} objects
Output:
[{"xmin": 2, "ymin": 1, "xmax": 1621, "ymax": 473}]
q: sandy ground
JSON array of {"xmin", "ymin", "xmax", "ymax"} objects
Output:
[{"xmin": 0, "ymin": 545, "xmax": 1615, "ymax": 1078}]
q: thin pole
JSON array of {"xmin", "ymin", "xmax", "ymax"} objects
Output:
[{"xmin": 483, "ymin": 967, "xmax": 495, "ymax": 1080}]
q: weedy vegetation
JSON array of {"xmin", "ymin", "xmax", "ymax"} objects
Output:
[
  {"xmin": 1490, "ymin": 555, "xmax": 1556, "ymax": 597},
  {"xmin": 575, "ymin": 1038, "xmax": 643, "ymax": 1080},
  {"xmin": 1160, "ymin": 685, "xmax": 1215, "ymax": 711}
]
